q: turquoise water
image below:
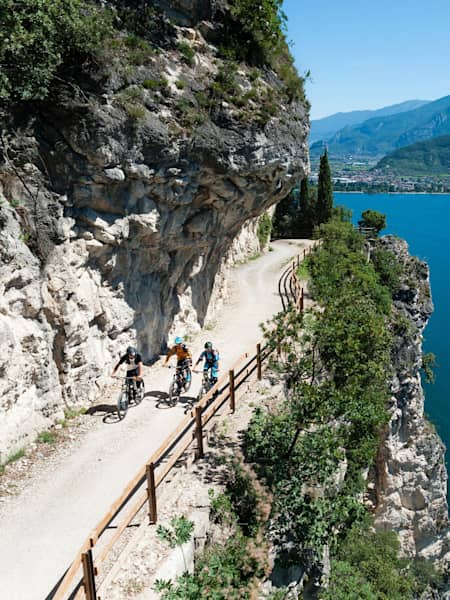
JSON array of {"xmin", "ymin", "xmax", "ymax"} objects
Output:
[{"xmin": 335, "ymin": 193, "xmax": 450, "ymax": 503}]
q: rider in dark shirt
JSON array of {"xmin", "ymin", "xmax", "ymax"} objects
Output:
[{"xmin": 111, "ymin": 346, "xmax": 143, "ymax": 386}]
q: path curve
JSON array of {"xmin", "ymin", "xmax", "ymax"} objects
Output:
[{"xmin": 0, "ymin": 239, "xmax": 311, "ymax": 600}]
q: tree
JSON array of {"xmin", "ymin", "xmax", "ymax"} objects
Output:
[
  {"xmin": 358, "ymin": 209, "xmax": 386, "ymax": 235},
  {"xmin": 316, "ymin": 150, "xmax": 333, "ymax": 225},
  {"xmin": 297, "ymin": 177, "xmax": 315, "ymax": 237}
]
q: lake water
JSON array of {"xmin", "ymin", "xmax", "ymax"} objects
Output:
[{"xmin": 335, "ymin": 193, "xmax": 450, "ymax": 503}]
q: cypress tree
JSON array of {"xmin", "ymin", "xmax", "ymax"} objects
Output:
[
  {"xmin": 316, "ymin": 150, "xmax": 333, "ymax": 225},
  {"xmin": 298, "ymin": 177, "xmax": 314, "ymax": 236}
]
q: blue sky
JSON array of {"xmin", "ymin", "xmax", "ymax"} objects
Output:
[{"xmin": 282, "ymin": 0, "xmax": 450, "ymax": 120}]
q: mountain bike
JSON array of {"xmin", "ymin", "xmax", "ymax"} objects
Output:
[
  {"xmin": 196, "ymin": 369, "xmax": 217, "ymax": 403},
  {"xmin": 167, "ymin": 364, "xmax": 192, "ymax": 406},
  {"xmin": 117, "ymin": 376, "xmax": 145, "ymax": 420}
]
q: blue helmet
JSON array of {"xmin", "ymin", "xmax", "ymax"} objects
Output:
[
  {"xmin": 175, "ymin": 336, "xmax": 183, "ymax": 344},
  {"xmin": 127, "ymin": 346, "xmax": 136, "ymax": 356}
]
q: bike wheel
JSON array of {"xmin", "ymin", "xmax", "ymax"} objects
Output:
[
  {"xmin": 134, "ymin": 381, "xmax": 145, "ymax": 405},
  {"xmin": 168, "ymin": 380, "xmax": 179, "ymax": 406},
  {"xmin": 117, "ymin": 390, "xmax": 129, "ymax": 420},
  {"xmin": 183, "ymin": 368, "xmax": 192, "ymax": 393},
  {"xmin": 197, "ymin": 384, "xmax": 206, "ymax": 403}
]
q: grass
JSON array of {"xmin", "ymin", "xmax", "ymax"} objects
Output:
[
  {"xmin": 37, "ymin": 431, "xmax": 57, "ymax": 444},
  {"xmin": 0, "ymin": 448, "xmax": 26, "ymax": 475},
  {"xmin": 58, "ymin": 407, "xmax": 87, "ymax": 428}
]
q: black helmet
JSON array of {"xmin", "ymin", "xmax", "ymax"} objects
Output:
[
  {"xmin": 204, "ymin": 341, "xmax": 213, "ymax": 349},
  {"xmin": 127, "ymin": 346, "xmax": 136, "ymax": 356}
]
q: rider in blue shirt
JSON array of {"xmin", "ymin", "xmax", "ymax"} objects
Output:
[{"xmin": 194, "ymin": 342, "xmax": 220, "ymax": 384}]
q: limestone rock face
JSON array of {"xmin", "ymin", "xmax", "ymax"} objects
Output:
[
  {"xmin": 373, "ymin": 236, "xmax": 450, "ymax": 575},
  {"xmin": 0, "ymin": 10, "xmax": 309, "ymax": 457}
]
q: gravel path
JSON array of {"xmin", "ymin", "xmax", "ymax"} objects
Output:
[{"xmin": 0, "ymin": 239, "xmax": 310, "ymax": 600}]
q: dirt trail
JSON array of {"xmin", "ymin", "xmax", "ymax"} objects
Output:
[{"xmin": 0, "ymin": 239, "xmax": 311, "ymax": 600}]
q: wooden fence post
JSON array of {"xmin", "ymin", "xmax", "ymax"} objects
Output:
[
  {"xmin": 229, "ymin": 370, "xmax": 235, "ymax": 413},
  {"xmin": 81, "ymin": 549, "xmax": 97, "ymax": 600},
  {"xmin": 256, "ymin": 343, "xmax": 262, "ymax": 380},
  {"xmin": 195, "ymin": 406, "xmax": 204, "ymax": 459},
  {"xmin": 300, "ymin": 288, "xmax": 304, "ymax": 312},
  {"xmin": 146, "ymin": 462, "xmax": 157, "ymax": 524}
]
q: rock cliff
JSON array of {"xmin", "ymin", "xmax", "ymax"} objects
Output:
[
  {"xmin": 372, "ymin": 236, "xmax": 450, "ymax": 575},
  {"xmin": 0, "ymin": 1, "xmax": 309, "ymax": 458}
]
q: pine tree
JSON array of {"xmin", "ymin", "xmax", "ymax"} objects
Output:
[{"xmin": 316, "ymin": 150, "xmax": 333, "ymax": 225}]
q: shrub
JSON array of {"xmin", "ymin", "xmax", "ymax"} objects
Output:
[
  {"xmin": 0, "ymin": 0, "xmax": 111, "ymax": 103},
  {"xmin": 177, "ymin": 41, "xmax": 195, "ymax": 66},
  {"xmin": 257, "ymin": 213, "xmax": 272, "ymax": 247}
]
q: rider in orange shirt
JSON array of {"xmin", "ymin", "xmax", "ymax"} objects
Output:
[{"xmin": 164, "ymin": 336, "xmax": 192, "ymax": 382}]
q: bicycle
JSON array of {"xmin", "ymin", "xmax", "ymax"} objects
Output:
[
  {"xmin": 167, "ymin": 364, "xmax": 192, "ymax": 406},
  {"xmin": 117, "ymin": 376, "xmax": 145, "ymax": 420},
  {"xmin": 196, "ymin": 369, "xmax": 217, "ymax": 403}
]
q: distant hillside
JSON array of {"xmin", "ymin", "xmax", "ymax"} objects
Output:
[
  {"xmin": 311, "ymin": 95, "xmax": 450, "ymax": 159},
  {"xmin": 375, "ymin": 134, "xmax": 450, "ymax": 175},
  {"xmin": 309, "ymin": 100, "xmax": 429, "ymax": 143}
]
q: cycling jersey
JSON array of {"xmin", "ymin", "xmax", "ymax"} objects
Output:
[
  {"xmin": 118, "ymin": 353, "xmax": 143, "ymax": 374},
  {"xmin": 198, "ymin": 349, "xmax": 219, "ymax": 367},
  {"xmin": 166, "ymin": 344, "xmax": 192, "ymax": 362}
]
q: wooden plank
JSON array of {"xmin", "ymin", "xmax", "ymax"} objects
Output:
[
  {"xmin": 195, "ymin": 406, "xmax": 204, "ymax": 459},
  {"xmin": 229, "ymin": 370, "xmax": 235, "ymax": 413},
  {"xmin": 256, "ymin": 343, "xmax": 262, "ymax": 380},
  {"xmin": 81, "ymin": 550, "xmax": 97, "ymax": 600},
  {"xmin": 155, "ymin": 433, "xmax": 195, "ymax": 487},
  {"xmin": 146, "ymin": 462, "xmax": 157, "ymax": 524},
  {"xmin": 95, "ymin": 490, "xmax": 147, "ymax": 568},
  {"xmin": 52, "ymin": 541, "xmax": 90, "ymax": 600}
]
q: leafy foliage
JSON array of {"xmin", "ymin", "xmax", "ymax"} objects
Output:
[
  {"xmin": 0, "ymin": 0, "xmax": 111, "ymax": 102},
  {"xmin": 323, "ymin": 525, "xmax": 415, "ymax": 600},
  {"xmin": 257, "ymin": 213, "xmax": 272, "ymax": 248},
  {"xmin": 245, "ymin": 218, "xmax": 395, "ymax": 571},
  {"xmin": 358, "ymin": 209, "xmax": 386, "ymax": 235},
  {"xmin": 155, "ymin": 464, "xmax": 266, "ymax": 599}
]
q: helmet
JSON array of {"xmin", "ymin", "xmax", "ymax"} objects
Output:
[
  {"xmin": 204, "ymin": 341, "xmax": 213, "ymax": 349},
  {"xmin": 127, "ymin": 346, "xmax": 136, "ymax": 356},
  {"xmin": 175, "ymin": 336, "xmax": 183, "ymax": 344}
]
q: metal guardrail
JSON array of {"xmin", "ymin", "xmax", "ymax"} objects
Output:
[{"xmin": 49, "ymin": 253, "xmax": 308, "ymax": 600}]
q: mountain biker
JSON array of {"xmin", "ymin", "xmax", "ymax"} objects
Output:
[
  {"xmin": 164, "ymin": 337, "xmax": 192, "ymax": 382},
  {"xmin": 111, "ymin": 346, "xmax": 143, "ymax": 388},
  {"xmin": 194, "ymin": 341, "xmax": 220, "ymax": 384}
]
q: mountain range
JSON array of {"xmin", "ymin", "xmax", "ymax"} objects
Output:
[
  {"xmin": 375, "ymin": 134, "xmax": 450, "ymax": 175},
  {"xmin": 310, "ymin": 95, "xmax": 450, "ymax": 160},
  {"xmin": 309, "ymin": 100, "xmax": 430, "ymax": 143}
]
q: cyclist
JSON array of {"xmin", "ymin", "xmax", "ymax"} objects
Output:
[
  {"xmin": 164, "ymin": 336, "xmax": 192, "ymax": 383},
  {"xmin": 194, "ymin": 341, "xmax": 220, "ymax": 385},
  {"xmin": 111, "ymin": 346, "xmax": 144, "ymax": 392}
]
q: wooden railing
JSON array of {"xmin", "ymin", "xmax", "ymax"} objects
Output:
[{"xmin": 49, "ymin": 254, "xmax": 307, "ymax": 600}]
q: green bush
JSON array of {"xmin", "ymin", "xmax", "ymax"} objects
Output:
[
  {"xmin": 177, "ymin": 41, "xmax": 195, "ymax": 66},
  {"xmin": 0, "ymin": 0, "xmax": 111, "ymax": 102},
  {"xmin": 324, "ymin": 526, "xmax": 414, "ymax": 600},
  {"xmin": 257, "ymin": 213, "xmax": 272, "ymax": 247}
]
